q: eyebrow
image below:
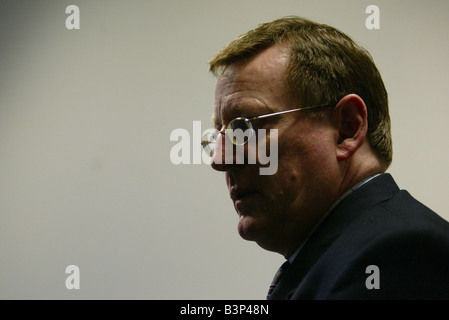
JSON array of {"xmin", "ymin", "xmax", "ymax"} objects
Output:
[{"xmin": 212, "ymin": 104, "xmax": 274, "ymax": 128}]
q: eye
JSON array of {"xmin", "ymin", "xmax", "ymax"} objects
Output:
[
  {"xmin": 229, "ymin": 118, "xmax": 250, "ymax": 132},
  {"xmin": 227, "ymin": 117, "xmax": 254, "ymax": 145}
]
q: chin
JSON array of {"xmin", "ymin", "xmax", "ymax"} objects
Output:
[
  {"xmin": 237, "ymin": 215, "xmax": 258, "ymax": 241},
  {"xmin": 237, "ymin": 215, "xmax": 271, "ymax": 245}
]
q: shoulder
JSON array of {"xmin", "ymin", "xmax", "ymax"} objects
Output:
[
  {"xmin": 292, "ymin": 193, "xmax": 449, "ymax": 299},
  {"xmin": 334, "ymin": 228, "xmax": 449, "ymax": 299}
]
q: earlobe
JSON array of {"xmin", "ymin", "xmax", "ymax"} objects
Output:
[{"xmin": 334, "ymin": 94, "xmax": 368, "ymax": 161}]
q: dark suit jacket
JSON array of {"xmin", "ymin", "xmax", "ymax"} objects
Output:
[{"xmin": 268, "ymin": 174, "xmax": 449, "ymax": 299}]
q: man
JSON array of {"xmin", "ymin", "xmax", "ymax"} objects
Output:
[{"xmin": 204, "ymin": 16, "xmax": 449, "ymax": 299}]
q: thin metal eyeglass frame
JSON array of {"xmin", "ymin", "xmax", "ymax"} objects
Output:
[{"xmin": 201, "ymin": 103, "xmax": 334, "ymax": 154}]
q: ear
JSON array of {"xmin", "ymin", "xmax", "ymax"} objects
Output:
[{"xmin": 333, "ymin": 94, "xmax": 368, "ymax": 161}]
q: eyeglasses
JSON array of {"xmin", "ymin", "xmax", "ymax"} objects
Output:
[{"xmin": 201, "ymin": 103, "xmax": 334, "ymax": 157}]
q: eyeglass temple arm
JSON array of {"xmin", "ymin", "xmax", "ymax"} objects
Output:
[{"xmin": 249, "ymin": 103, "xmax": 334, "ymax": 121}]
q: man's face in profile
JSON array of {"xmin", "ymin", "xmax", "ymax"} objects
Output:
[{"xmin": 211, "ymin": 45, "xmax": 340, "ymax": 256}]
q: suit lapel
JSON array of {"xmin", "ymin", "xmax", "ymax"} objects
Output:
[{"xmin": 269, "ymin": 173, "xmax": 400, "ymax": 299}]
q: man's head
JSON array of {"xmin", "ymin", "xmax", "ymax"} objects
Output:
[{"xmin": 208, "ymin": 16, "xmax": 392, "ymax": 257}]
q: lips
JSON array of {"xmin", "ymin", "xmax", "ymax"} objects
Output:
[{"xmin": 230, "ymin": 186, "xmax": 258, "ymax": 202}]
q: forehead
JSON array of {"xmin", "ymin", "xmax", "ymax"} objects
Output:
[{"xmin": 213, "ymin": 45, "xmax": 293, "ymax": 125}]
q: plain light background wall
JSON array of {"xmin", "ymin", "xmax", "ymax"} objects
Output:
[{"xmin": 0, "ymin": 0, "xmax": 448, "ymax": 299}]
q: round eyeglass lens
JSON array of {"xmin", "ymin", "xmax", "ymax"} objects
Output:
[{"xmin": 228, "ymin": 118, "xmax": 254, "ymax": 145}]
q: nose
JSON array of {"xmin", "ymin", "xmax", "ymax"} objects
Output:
[
  {"xmin": 211, "ymin": 132, "xmax": 230, "ymax": 171},
  {"xmin": 211, "ymin": 132, "xmax": 238, "ymax": 172}
]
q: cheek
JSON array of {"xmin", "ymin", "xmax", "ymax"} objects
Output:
[
  {"xmin": 255, "ymin": 158, "xmax": 301, "ymax": 208},
  {"xmin": 283, "ymin": 129, "xmax": 335, "ymax": 171},
  {"xmin": 272, "ymin": 138, "xmax": 333, "ymax": 202}
]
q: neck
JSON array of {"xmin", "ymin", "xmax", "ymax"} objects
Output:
[{"xmin": 338, "ymin": 148, "xmax": 386, "ymax": 198}]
